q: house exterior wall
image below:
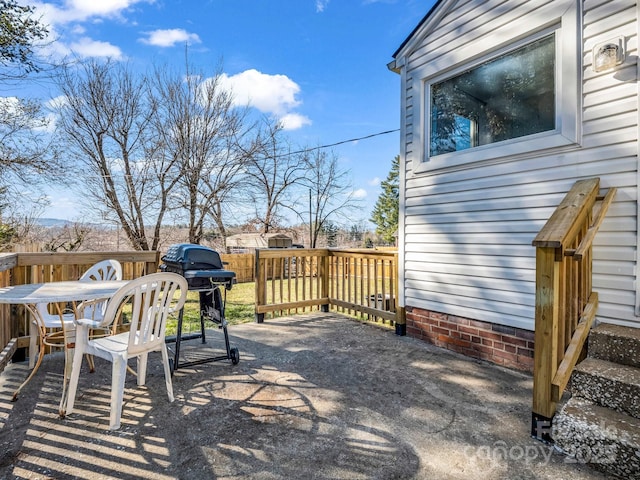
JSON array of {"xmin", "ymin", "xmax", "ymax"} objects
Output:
[{"xmin": 393, "ymin": 0, "xmax": 639, "ymax": 367}]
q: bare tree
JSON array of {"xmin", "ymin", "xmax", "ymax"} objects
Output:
[
  {"xmin": 42, "ymin": 223, "xmax": 90, "ymax": 252},
  {"xmin": 245, "ymin": 118, "xmax": 307, "ymax": 233},
  {"xmin": 56, "ymin": 59, "xmax": 179, "ymax": 250},
  {"xmin": 203, "ymin": 155, "xmax": 248, "ymax": 243},
  {"xmin": 301, "ymin": 148, "xmax": 360, "ymax": 248},
  {"xmin": 0, "ymin": 96, "xmax": 58, "ymax": 180},
  {"xmin": 0, "ymin": 1, "xmax": 62, "ymax": 214},
  {"xmin": 0, "ymin": 96, "xmax": 62, "ymax": 229},
  {"xmin": 151, "ymin": 60, "xmax": 254, "ymax": 245},
  {"xmin": 0, "ymin": 195, "xmax": 46, "ymax": 250}
]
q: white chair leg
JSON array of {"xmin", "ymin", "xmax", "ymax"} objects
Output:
[
  {"xmin": 161, "ymin": 345, "xmax": 174, "ymax": 402},
  {"xmin": 137, "ymin": 353, "xmax": 148, "ymax": 386},
  {"xmin": 65, "ymin": 345, "xmax": 85, "ymax": 416},
  {"xmin": 110, "ymin": 355, "xmax": 128, "ymax": 430},
  {"xmin": 59, "ymin": 345, "xmax": 76, "ymax": 415}
]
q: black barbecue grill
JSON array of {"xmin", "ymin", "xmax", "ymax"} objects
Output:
[{"xmin": 161, "ymin": 243, "xmax": 239, "ymax": 371}]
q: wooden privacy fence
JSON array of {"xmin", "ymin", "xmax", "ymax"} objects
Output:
[
  {"xmin": 0, "ymin": 251, "xmax": 160, "ymax": 372},
  {"xmin": 254, "ymin": 248, "xmax": 405, "ymax": 334},
  {"xmin": 220, "ymin": 253, "xmax": 254, "ymax": 283},
  {"xmin": 531, "ymin": 178, "xmax": 616, "ymax": 441}
]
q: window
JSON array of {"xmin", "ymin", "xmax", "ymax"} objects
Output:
[
  {"xmin": 409, "ymin": 0, "xmax": 581, "ymax": 173},
  {"xmin": 430, "ymin": 35, "xmax": 556, "ymax": 157}
]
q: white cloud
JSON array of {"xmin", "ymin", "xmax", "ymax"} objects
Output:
[
  {"xmin": 369, "ymin": 177, "xmax": 381, "ymax": 186},
  {"xmin": 41, "ymin": 96, "xmax": 69, "ymax": 133},
  {"xmin": 221, "ymin": 69, "xmax": 301, "ymax": 114},
  {"xmin": 33, "ymin": 0, "xmax": 151, "ymax": 24},
  {"xmin": 29, "ymin": 0, "xmax": 148, "ymax": 60},
  {"xmin": 68, "ymin": 37, "xmax": 123, "ymax": 59},
  {"xmin": 220, "ymin": 69, "xmax": 310, "ymax": 130},
  {"xmin": 353, "ymin": 188, "xmax": 368, "ymax": 199},
  {"xmin": 70, "ymin": 24, "xmax": 87, "ymax": 35},
  {"xmin": 0, "ymin": 97, "xmax": 21, "ymax": 115},
  {"xmin": 0, "ymin": 96, "xmax": 50, "ymax": 131},
  {"xmin": 68, "ymin": 0, "xmax": 140, "ymax": 17},
  {"xmin": 280, "ymin": 113, "xmax": 312, "ymax": 130},
  {"xmin": 46, "ymin": 95, "xmax": 68, "ymax": 110},
  {"xmin": 140, "ymin": 29, "xmax": 201, "ymax": 47},
  {"xmin": 316, "ymin": 0, "xmax": 329, "ymax": 12}
]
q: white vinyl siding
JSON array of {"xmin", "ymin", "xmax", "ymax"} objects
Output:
[{"xmin": 395, "ymin": 0, "xmax": 639, "ymax": 331}]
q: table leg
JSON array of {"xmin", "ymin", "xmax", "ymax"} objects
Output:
[{"xmin": 11, "ymin": 326, "xmax": 46, "ymax": 401}]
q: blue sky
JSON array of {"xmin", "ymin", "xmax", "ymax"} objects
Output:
[{"xmin": 16, "ymin": 0, "xmax": 433, "ymax": 224}]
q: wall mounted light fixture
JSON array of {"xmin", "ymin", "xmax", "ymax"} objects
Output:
[{"xmin": 593, "ymin": 37, "xmax": 625, "ymax": 72}]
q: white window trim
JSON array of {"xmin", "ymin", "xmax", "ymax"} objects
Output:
[{"xmin": 410, "ymin": 0, "xmax": 582, "ymax": 175}]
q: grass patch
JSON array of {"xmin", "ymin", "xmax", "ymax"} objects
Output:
[
  {"xmin": 164, "ymin": 279, "xmax": 395, "ymax": 337},
  {"xmin": 222, "ymin": 282, "xmax": 256, "ymax": 324},
  {"xmin": 166, "ymin": 282, "xmax": 256, "ymax": 337}
]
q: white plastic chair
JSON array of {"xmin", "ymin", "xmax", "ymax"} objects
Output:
[
  {"xmin": 65, "ymin": 272, "xmax": 188, "ymax": 430},
  {"xmin": 76, "ymin": 259, "xmax": 123, "ymax": 322},
  {"xmin": 28, "ymin": 259, "xmax": 123, "ymax": 368}
]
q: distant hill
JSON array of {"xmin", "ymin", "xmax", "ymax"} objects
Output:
[
  {"xmin": 37, "ymin": 218, "xmax": 74, "ymax": 227},
  {"xmin": 36, "ymin": 218, "xmax": 113, "ymax": 228}
]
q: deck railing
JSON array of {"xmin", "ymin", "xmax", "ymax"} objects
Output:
[
  {"xmin": 1, "ymin": 247, "xmax": 403, "ymax": 370},
  {"xmin": 0, "ymin": 251, "xmax": 160, "ymax": 372},
  {"xmin": 531, "ymin": 178, "xmax": 616, "ymax": 441},
  {"xmin": 254, "ymin": 248, "xmax": 405, "ymax": 334}
]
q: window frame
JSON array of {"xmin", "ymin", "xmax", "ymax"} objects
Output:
[{"xmin": 411, "ymin": 1, "xmax": 581, "ymax": 174}]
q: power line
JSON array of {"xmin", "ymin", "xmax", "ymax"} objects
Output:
[
  {"xmin": 286, "ymin": 128, "xmax": 400, "ymax": 156},
  {"xmin": 88, "ymin": 127, "xmax": 402, "ymax": 179}
]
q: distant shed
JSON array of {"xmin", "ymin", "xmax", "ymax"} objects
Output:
[{"xmin": 225, "ymin": 233, "xmax": 294, "ymax": 253}]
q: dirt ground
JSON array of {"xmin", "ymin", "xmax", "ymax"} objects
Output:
[{"xmin": 0, "ymin": 313, "xmax": 609, "ymax": 479}]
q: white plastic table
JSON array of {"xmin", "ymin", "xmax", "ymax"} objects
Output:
[{"xmin": 0, "ymin": 280, "xmax": 130, "ymax": 412}]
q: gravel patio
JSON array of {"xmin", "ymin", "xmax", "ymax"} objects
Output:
[{"xmin": 0, "ymin": 313, "xmax": 608, "ymax": 479}]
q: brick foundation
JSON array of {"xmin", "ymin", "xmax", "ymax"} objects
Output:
[{"xmin": 406, "ymin": 306, "xmax": 535, "ymax": 372}]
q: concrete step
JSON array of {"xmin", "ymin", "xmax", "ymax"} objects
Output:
[
  {"xmin": 553, "ymin": 397, "xmax": 640, "ymax": 479},
  {"xmin": 571, "ymin": 357, "xmax": 640, "ymax": 419},
  {"xmin": 589, "ymin": 323, "xmax": 640, "ymax": 368}
]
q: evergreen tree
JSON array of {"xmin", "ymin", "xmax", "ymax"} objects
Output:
[
  {"xmin": 323, "ymin": 222, "xmax": 338, "ymax": 247},
  {"xmin": 370, "ymin": 155, "xmax": 399, "ymax": 245},
  {"xmin": 0, "ymin": 0, "xmax": 49, "ymax": 79}
]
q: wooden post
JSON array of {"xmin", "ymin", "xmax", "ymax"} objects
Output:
[
  {"xmin": 320, "ymin": 251, "xmax": 329, "ymax": 312},
  {"xmin": 254, "ymin": 249, "xmax": 265, "ymax": 323},
  {"xmin": 10, "ymin": 262, "xmax": 27, "ymax": 361},
  {"xmin": 395, "ymin": 307, "xmax": 406, "ymax": 335},
  {"xmin": 532, "ymin": 246, "xmax": 560, "ymax": 441},
  {"xmin": 0, "ymin": 256, "xmax": 16, "ymax": 361},
  {"xmin": 146, "ymin": 251, "xmax": 161, "ymax": 274}
]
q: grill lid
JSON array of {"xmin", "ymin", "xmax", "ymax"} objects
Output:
[{"xmin": 161, "ymin": 243, "xmax": 224, "ymax": 270}]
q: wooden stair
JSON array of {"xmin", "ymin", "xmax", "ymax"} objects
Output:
[{"xmin": 553, "ymin": 323, "xmax": 640, "ymax": 479}]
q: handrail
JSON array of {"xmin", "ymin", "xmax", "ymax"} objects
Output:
[
  {"xmin": 14, "ymin": 251, "xmax": 160, "ymax": 279},
  {"xmin": 531, "ymin": 178, "xmax": 616, "ymax": 442},
  {"xmin": 254, "ymin": 248, "xmax": 405, "ymax": 334}
]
